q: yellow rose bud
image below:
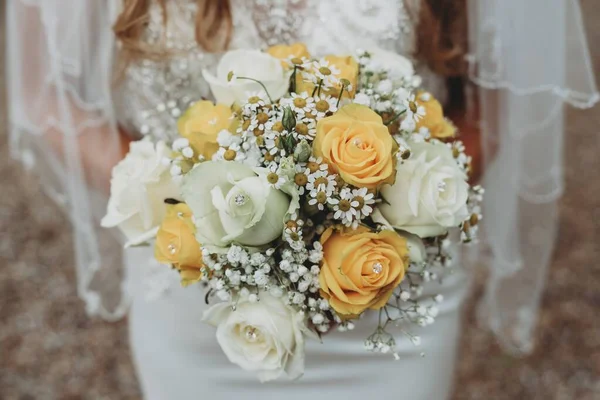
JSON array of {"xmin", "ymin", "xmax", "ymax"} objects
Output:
[
  {"xmin": 319, "ymin": 227, "xmax": 408, "ymax": 317},
  {"xmin": 313, "ymin": 104, "xmax": 396, "ymax": 189},
  {"xmin": 416, "ymin": 93, "xmax": 456, "ymax": 139},
  {"xmin": 177, "ymin": 100, "xmax": 235, "ymax": 160},
  {"xmin": 155, "ymin": 202, "xmax": 203, "ymax": 285},
  {"xmin": 266, "ymin": 42, "xmax": 311, "ymax": 67}
]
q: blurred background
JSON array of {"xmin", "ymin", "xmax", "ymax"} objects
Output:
[{"xmin": 1, "ymin": 2, "xmax": 599, "ymax": 399}]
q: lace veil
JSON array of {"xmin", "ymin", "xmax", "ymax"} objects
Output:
[{"xmin": 6, "ymin": 0, "xmax": 599, "ymax": 350}]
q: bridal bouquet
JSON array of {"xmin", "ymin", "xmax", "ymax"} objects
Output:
[{"xmin": 102, "ymin": 43, "xmax": 483, "ymax": 382}]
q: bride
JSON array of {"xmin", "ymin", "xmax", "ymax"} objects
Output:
[{"xmin": 6, "ymin": 0, "xmax": 598, "ymax": 399}]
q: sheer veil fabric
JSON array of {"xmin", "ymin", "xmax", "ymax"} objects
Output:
[
  {"xmin": 467, "ymin": 0, "xmax": 599, "ymax": 354},
  {"xmin": 6, "ymin": 0, "xmax": 599, "ymax": 355}
]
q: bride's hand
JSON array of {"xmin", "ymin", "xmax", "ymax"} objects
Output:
[{"xmin": 45, "ymin": 124, "xmax": 133, "ymax": 195}]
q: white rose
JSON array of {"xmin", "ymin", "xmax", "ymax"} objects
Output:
[
  {"xmin": 368, "ymin": 48, "xmax": 415, "ymax": 79},
  {"xmin": 203, "ymin": 49, "xmax": 291, "ymax": 105},
  {"xmin": 373, "ymin": 141, "xmax": 469, "ymax": 238},
  {"xmin": 101, "ymin": 140, "xmax": 180, "ymax": 245},
  {"xmin": 203, "ymin": 292, "xmax": 313, "ymax": 382},
  {"xmin": 181, "ymin": 161, "xmax": 290, "ymax": 249}
]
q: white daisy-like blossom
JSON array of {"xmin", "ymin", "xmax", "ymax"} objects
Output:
[
  {"xmin": 329, "ymin": 188, "xmax": 357, "ymax": 227},
  {"xmin": 293, "ymin": 164, "xmax": 311, "ymax": 195},
  {"xmin": 263, "ymin": 131, "xmax": 284, "ymax": 157},
  {"xmin": 293, "ymin": 118, "xmax": 317, "ymax": 141},
  {"xmin": 303, "ymin": 59, "xmax": 341, "ymax": 90},
  {"xmin": 351, "ymin": 187, "xmax": 375, "ymax": 219},
  {"xmin": 284, "ymin": 226, "xmax": 304, "ymax": 251},
  {"xmin": 241, "ymin": 90, "xmax": 268, "ymax": 115},
  {"xmin": 262, "ymin": 164, "xmax": 287, "ymax": 189},
  {"xmin": 403, "ymin": 93, "xmax": 426, "ymax": 123},
  {"xmin": 213, "ymin": 143, "xmax": 246, "ymax": 162},
  {"xmin": 282, "ymin": 91, "xmax": 315, "ymax": 117},
  {"xmin": 313, "ymin": 94, "xmax": 338, "ymax": 119},
  {"xmin": 307, "ymin": 189, "xmax": 329, "ymax": 211},
  {"xmin": 306, "ymin": 169, "xmax": 336, "ymax": 196}
]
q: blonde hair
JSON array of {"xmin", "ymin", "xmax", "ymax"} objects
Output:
[
  {"xmin": 113, "ymin": 0, "xmax": 233, "ymax": 61},
  {"xmin": 113, "ymin": 0, "xmax": 467, "ymax": 77}
]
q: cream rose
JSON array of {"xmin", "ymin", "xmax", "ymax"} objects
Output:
[
  {"xmin": 181, "ymin": 161, "xmax": 290, "ymax": 249},
  {"xmin": 203, "ymin": 292, "xmax": 312, "ymax": 382},
  {"xmin": 101, "ymin": 140, "xmax": 180, "ymax": 245},
  {"xmin": 203, "ymin": 49, "xmax": 291, "ymax": 105},
  {"xmin": 373, "ymin": 140, "xmax": 469, "ymax": 238}
]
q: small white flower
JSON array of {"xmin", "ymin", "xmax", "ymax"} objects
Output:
[{"xmin": 353, "ymin": 92, "xmax": 372, "ymax": 106}]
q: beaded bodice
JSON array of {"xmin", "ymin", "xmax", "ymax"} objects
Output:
[{"xmin": 112, "ymin": 0, "xmax": 446, "ymax": 142}]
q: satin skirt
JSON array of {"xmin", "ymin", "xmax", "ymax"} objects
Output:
[{"xmin": 126, "ymin": 248, "xmax": 470, "ymax": 400}]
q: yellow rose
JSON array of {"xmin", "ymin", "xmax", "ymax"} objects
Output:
[
  {"xmin": 324, "ymin": 55, "xmax": 358, "ymax": 98},
  {"xmin": 177, "ymin": 100, "xmax": 234, "ymax": 160},
  {"xmin": 319, "ymin": 227, "xmax": 408, "ymax": 317},
  {"xmin": 313, "ymin": 104, "xmax": 396, "ymax": 189},
  {"xmin": 267, "ymin": 42, "xmax": 311, "ymax": 67},
  {"xmin": 416, "ymin": 93, "xmax": 456, "ymax": 139},
  {"xmin": 155, "ymin": 202, "xmax": 203, "ymax": 286}
]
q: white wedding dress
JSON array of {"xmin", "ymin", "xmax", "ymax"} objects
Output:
[{"xmin": 115, "ymin": 1, "xmax": 469, "ymax": 399}]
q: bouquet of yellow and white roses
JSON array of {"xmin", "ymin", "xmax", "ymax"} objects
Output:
[{"xmin": 102, "ymin": 43, "xmax": 483, "ymax": 382}]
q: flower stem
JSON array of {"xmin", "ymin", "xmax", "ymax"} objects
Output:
[
  {"xmin": 312, "ymin": 79, "xmax": 323, "ymax": 97},
  {"xmin": 384, "ymin": 109, "xmax": 407, "ymax": 126},
  {"xmin": 235, "ymin": 76, "xmax": 274, "ymax": 103}
]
